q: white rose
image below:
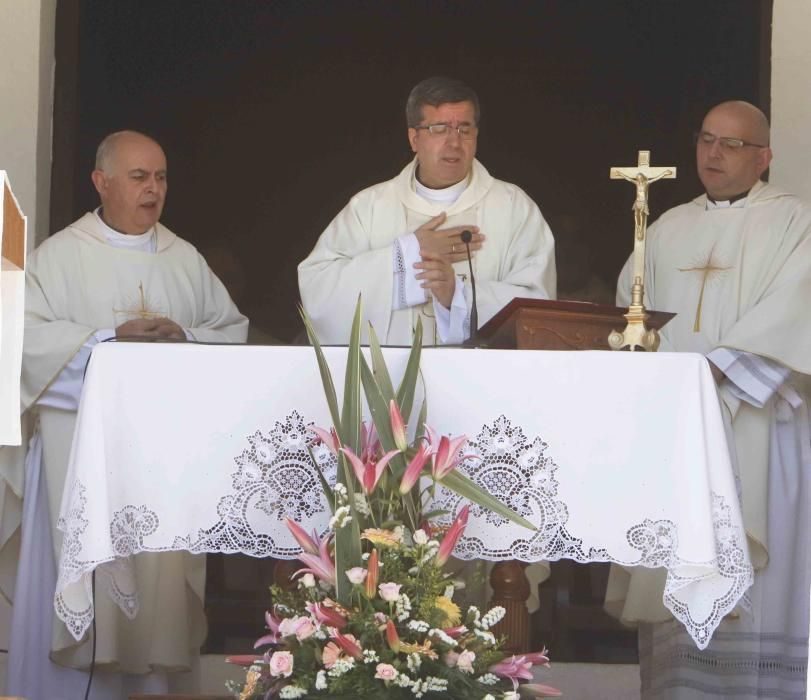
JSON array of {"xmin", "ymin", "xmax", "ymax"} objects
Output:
[
  {"xmin": 378, "ymin": 582, "xmax": 402, "ymax": 602},
  {"xmin": 375, "ymin": 662, "xmax": 398, "ymax": 681},
  {"xmin": 300, "ymin": 573, "xmax": 316, "ymax": 588},
  {"xmin": 268, "ymin": 650, "xmax": 294, "ymax": 678},
  {"xmin": 413, "ymin": 529, "xmax": 429, "ymax": 545},
  {"xmin": 346, "ymin": 567, "xmax": 368, "ymax": 585},
  {"xmin": 457, "ymin": 649, "xmax": 476, "ymax": 673}
]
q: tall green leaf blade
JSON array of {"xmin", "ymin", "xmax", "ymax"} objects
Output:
[
  {"xmin": 341, "ymin": 297, "xmax": 363, "ymax": 453},
  {"xmin": 300, "ymin": 306, "xmax": 342, "ymax": 433},
  {"xmin": 441, "ymin": 470, "xmax": 537, "ymax": 531},
  {"xmin": 396, "ymin": 317, "xmax": 423, "ymax": 421},
  {"xmin": 368, "ymin": 324, "xmax": 395, "ymax": 403}
]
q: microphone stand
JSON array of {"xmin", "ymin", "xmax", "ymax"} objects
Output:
[{"xmin": 460, "ymin": 230, "xmax": 481, "ymax": 347}]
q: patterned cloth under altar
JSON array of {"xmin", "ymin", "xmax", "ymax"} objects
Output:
[{"xmin": 54, "ymin": 343, "xmax": 752, "ymax": 650}]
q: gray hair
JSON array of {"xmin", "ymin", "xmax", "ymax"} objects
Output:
[
  {"xmin": 405, "ymin": 77, "xmax": 480, "ymax": 127},
  {"xmin": 94, "ymin": 130, "xmax": 160, "ymax": 172}
]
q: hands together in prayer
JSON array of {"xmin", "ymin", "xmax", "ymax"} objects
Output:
[
  {"xmin": 415, "ymin": 212, "xmax": 485, "ymax": 264},
  {"xmin": 414, "ymin": 212, "xmax": 485, "ymax": 309},
  {"xmin": 115, "ymin": 317, "xmax": 186, "ymax": 341}
]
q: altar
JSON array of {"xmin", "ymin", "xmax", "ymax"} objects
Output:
[{"xmin": 54, "ymin": 342, "xmax": 752, "ymax": 651}]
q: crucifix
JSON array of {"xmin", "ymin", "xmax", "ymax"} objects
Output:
[{"xmin": 608, "ymin": 150, "xmax": 676, "ymax": 352}]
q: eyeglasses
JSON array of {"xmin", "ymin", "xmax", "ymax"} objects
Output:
[
  {"xmin": 413, "ymin": 123, "xmax": 478, "ymax": 140},
  {"xmin": 694, "ymin": 130, "xmax": 767, "ymax": 151}
]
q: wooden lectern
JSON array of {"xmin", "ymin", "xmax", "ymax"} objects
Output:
[
  {"xmin": 477, "ymin": 297, "xmax": 674, "ymax": 351},
  {"xmin": 476, "ymin": 297, "xmax": 674, "ymax": 654},
  {"xmin": 0, "ymin": 172, "xmax": 27, "ymax": 446}
]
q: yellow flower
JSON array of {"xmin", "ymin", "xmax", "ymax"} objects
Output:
[
  {"xmin": 399, "ymin": 640, "xmax": 439, "ymax": 659},
  {"xmin": 433, "ymin": 596, "xmax": 461, "ymax": 626},
  {"xmin": 361, "ymin": 528, "xmax": 402, "ymax": 547},
  {"xmin": 240, "ymin": 666, "xmax": 263, "ymax": 700}
]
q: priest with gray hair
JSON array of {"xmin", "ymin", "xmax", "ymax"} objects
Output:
[{"xmin": 3, "ymin": 130, "xmax": 248, "ymax": 698}]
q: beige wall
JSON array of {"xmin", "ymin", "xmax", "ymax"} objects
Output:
[
  {"xmin": 770, "ymin": 0, "xmax": 811, "ymax": 201},
  {"xmin": 0, "ymin": 0, "xmax": 56, "ymax": 247}
]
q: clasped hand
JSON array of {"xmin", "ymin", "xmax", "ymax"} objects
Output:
[
  {"xmin": 115, "ymin": 317, "xmax": 186, "ymax": 341},
  {"xmin": 414, "ymin": 212, "xmax": 484, "ymax": 309}
]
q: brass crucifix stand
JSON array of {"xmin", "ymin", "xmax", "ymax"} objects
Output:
[{"xmin": 608, "ymin": 150, "xmax": 676, "ymax": 351}]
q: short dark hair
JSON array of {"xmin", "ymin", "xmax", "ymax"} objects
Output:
[{"xmin": 405, "ymin": 77, "xmax": 480, "ymax": 127}]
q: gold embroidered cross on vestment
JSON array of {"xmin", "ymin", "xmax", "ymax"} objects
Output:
[{"xmin": 677, "ymin": 245, "xmax": 731, "ymax": 332}]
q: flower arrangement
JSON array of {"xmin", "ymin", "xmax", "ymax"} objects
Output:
[{"xmin": 228, "ymin": 302, "xmax": 560, "ymax": 699}]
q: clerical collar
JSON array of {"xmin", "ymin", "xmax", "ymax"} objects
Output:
[
  {"xmin": 415, "ymin": 174, "xmax": 469, "ymax": 205},
  {"xmin": 706, "ymin": 190, "xmax": 750, "ymax": 210},
  {"xmin": 94, "ymin": 207, "xmax": 156, "ymax": 250}
]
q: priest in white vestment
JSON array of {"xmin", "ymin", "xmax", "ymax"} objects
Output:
[
  {"xmin": 613, "ymin": 102, "xmax": 810, "ymax": 699},
  {"xmin": 1, "ymin": 131, "xmax": 248, "ymax": 698},
  {"xmin": 298, "ymin": 76, "xmax": 556, "ymax": 346}
]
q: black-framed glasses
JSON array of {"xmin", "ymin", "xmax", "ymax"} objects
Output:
[
  {"xmin": 413, "ymin": 123, "xmax": 478, "ymax": 140},
  {"xmin": 694, "ymin": 130, "xmax": 767, "ymax": 151}
]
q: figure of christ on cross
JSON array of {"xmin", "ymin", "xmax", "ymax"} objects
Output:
[{"xmin": 610, "ymin": 151, "xmax": 676, "ymax": 242}]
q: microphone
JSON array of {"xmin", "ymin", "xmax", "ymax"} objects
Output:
[{"xmin": 460, "ymin": 230, "xmax": 479, "ymax": 345}]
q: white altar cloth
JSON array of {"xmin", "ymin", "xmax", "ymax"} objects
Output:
[{"xmin": 54, "ymin": 343, "xmax": 752, "ymax": 650}]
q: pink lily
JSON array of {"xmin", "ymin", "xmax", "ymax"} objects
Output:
[
  {"xmin": 360, "ymin": 420, "xmax": 380, "ymax": 462},
  {"xmin": 364, "ymin": 549, "xmax": 379, "ymax": 599},
  {"xmin": 332, "ymin": 632, "xmax": 364, "ymax": 660},
  {"xmin": 443, "ymin": 625, "xmax": 469, "ymax": 638},
  {"xmin": 428, "ymin": 428, "xmax": 473, "ymax": 480},
  {"xmin": 295, "ymin": 531, "xmax": 336, "ymax": 585},
  {"xmin": 519, "ymin": 683, "xmax": 562, "ymax": 698},
  {"xmin": 253, "ymin": 608, "xmax": 284, "ymax": 647},
  {"xmin": 399, "ymin": 442, "xmax": 432, "ymax": 494},
  {"xmin": 285, "ymin": 518, "xmax": 320, "ymax": 556},
  {"xmin": 310, "ymin": 425, "xmax": 340, "ymax": 454},
  {"xmin": 389, "ymin": 400, "xmax": 408, "ymax": 452},
  {"xmin": 340, "ymin": 446, "xmax": 400, "ymax": 495},
  {"xmin": 489, "ymin": 655, "xmax": 534, "ymax": 687},
  {"xmin": 522, "ymin": 649, "xmax": 551, "ymax": 667},
  {"xmin": 436, "ymin": 505, "xmax": 470, "ymax": 567},
  {"xmin": 385, "ymin": 619, "xmax": 401, "ymax": 652},
  {"xmin": 305, "ymin": 601, "xmax": 347, "ymax": 630}
]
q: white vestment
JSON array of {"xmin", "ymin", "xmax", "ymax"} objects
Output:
[
  {"xmin": 1, "ymin": 212, "xmax": 248, "ymax": 695},
  {"xmin": 614, "ymin": 182, "xmax": 811, "ymax": 698},
  {"xmin": 298, "ymin": 158, "xmax": 556, "ymax": 345}
]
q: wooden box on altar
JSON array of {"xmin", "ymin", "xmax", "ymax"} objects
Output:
[
  {"xmin": 1, "ymin": 171, "xmax": 27, "ymax": 446},
  {"xmin": 477, "ymin": 297, "xmax": 675, "ymax": 351}
]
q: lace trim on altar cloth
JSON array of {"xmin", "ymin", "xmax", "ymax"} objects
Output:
[{"xmin": 54, "ymin": 412, "xmax": 752, "ymax": 648}]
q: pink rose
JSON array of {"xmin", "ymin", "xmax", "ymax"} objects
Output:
[
  {"xmin": 457, "ymin": 649, "xmax": 476, "ymax": 673},
  {"xmin": 378, "ymin": 582, "xmax": 402, "ymax": 602},
  {"xmin": 375, "ymin": 662, "xmax": 398, "ymax": 681},
  {"xmin": 268, "ymin": 650, "xmax": 294, "ymax": 678},
  {"xmin": 294, "ymin": 617, "xmax": 316, "ymax": 641}
]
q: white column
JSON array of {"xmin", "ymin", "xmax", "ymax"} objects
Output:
[
  {"xmin": 0, "ymin": 0, "xmax": 57, "ymax": 247},
  {"xmin": 770, "ymin": 0, "xmax": 811, "ymax": 202}
]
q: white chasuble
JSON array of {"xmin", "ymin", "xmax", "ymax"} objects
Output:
[
  {"xmin": 615, "ymin": 182, "xmax": 811, "ymax": 698},
  {"xmin": 298, "ymin": 158, "xmax": 556, "ymax": 345},
  {"xmin": 1, "ymin": 212, "xmax": 247, "ymax": 683}
]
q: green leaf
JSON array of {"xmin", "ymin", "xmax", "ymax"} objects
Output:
[
  {"xmin": 299, "ymin": 305, "xmax": 342, "ymax": 434},
  {"xmin": 368, "ymin": 324, "xmax": 396, "ymax": 403},
  {"xmin": 306, "ymin": 444, "xmax": 335, "ymax": 515},
  {"xmin": 441, "ymin": 470, "xmax": 537, "ymax": 531},
  {"xmin": 396, "ymin": 317, "xmax": 423, "ymax": 421},
  {"xmin": 341, "ymin": 296, "xmax": 363, "ymax": 454}
]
